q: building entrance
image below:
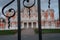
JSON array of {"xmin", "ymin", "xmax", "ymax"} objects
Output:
[
  {"xmin": 28, "ymin": 22, "xmax": 31, "ymax": 29},
  {"xmin": 24, "ymin": 23, "xmax": 27, "ymax": 29}
]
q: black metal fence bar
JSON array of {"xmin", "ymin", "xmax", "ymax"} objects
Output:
[
  {"xmin": 17, "ymin": 0, "xmax": 21, "ymax": 40},
  {"xmin": 37, "ymin": 0, "xmax": 42, "ymax": 40},
  {"xmin": 58, "ymin": 0, "xmax": 60, "ymax": 21}
]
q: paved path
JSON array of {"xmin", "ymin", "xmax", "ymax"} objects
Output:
[
  {"xmin": 21, "ymin": 28, "xmax": 39, "ymax": 40},
  {"xmin": 0, "ymin": 34, "xmax": 17, "ymax": 40},
  {"xmin": 42, "ymin": 33, "xmax": 60, "ymax": 40}
]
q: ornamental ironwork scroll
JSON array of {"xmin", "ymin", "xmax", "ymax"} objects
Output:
[{"xmin": 2, "ymin": 0, "xmax": 15, "ymax": 29}]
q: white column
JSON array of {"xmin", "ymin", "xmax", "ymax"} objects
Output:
[
  {"xmin": 36, "ymin": 22, "xmax": 38, "ymax": 28},
  {"xmin": 27, "ymin": 22, "xmax": 29, "ymax": 28},
  {"xmin": 31, "ymin": 22, "xmax": 33, "ymax": 28},
  {"xmin": 22, "ymin": 22, "xmax": 24, "ymax": 29}
]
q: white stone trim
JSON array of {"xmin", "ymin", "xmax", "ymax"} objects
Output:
[{"xmin": 31, "ymin": 22, "xmax": 33, "ymax": 28}]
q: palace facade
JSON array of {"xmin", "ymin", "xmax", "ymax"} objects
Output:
[{"xmin": 0, "ymin": 6, "xmax": 60, "ymax": 29}]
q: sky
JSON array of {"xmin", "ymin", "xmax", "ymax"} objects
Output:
[
  {"xmin": 0, "ymin": 0, "xmax": 59, "ymax": 20},
  {"xmin": 41, "ymin": 0, "xmax": 59, "ymax": 20}
]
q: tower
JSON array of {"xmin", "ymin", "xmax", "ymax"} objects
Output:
[{"xmin": 45, "ymin": 9, "xmax": 55, "ymax": 27}]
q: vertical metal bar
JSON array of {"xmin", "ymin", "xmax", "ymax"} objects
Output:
[
  {"xmin": 37, "ymin": 0, "xmax": 42, "ymax": 40},
  {"xmin": 58, "ymin": 0, "xmax": 60, "ymax": 21},
  {"xmin": 48, "ymin": 0, "xmax": 50, "ymax": 8},
  {"xmin": 17, "ymin": 0, "xmax": 21, "ymax": 40},
  {"xmin": 29, "ymin": 8, "xmax": 30, "ymax": 18}
]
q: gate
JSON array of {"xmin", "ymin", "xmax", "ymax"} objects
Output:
[{"xmin": 0, "ymin": 0, "xmax": 60, "ymax": 40}]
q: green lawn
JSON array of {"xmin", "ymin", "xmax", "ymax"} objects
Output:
[
  {"xmin": 34, "ymin": 29, "xmax": 60, "ymax": 34},
  {"xmin": 0, "ymin": 30, "xmax": 17, "ymax": 35},
  {"xmin": 0, "ymin": 29, "xmax": 24, "ymax": 35}
]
